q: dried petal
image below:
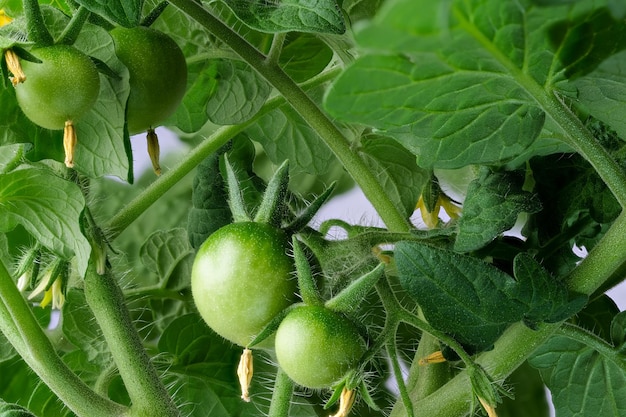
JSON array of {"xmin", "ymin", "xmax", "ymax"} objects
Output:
[
  {"xmin": 146, "ymin": 128, "xmax": 161, "ymax": 176},
  {"xmin": 329, "ymin": 388, "xmax": 356, "ymax": 417},
  {"xmin": 237, "ymin": 348, "xmax": 253, "ymax": 402},
  {"xmin": 418, "ymin": 351, "xmax": 447, "ymax": 365},
  {"xmin": 63, "ymin": 121, "xmax": 77, "ymax": 168},
  {"xmin": 5, "ymin": 49, "xmax": 26, "ymax": 85}
]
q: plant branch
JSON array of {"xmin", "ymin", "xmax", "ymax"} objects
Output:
[
  {"xmin": 268, "ymin": 367, "xmax": 294, "ymax": 417},
  {"xmin": 167, "ymin": 0, "xmax": 411, "ymax": 233},
  {"xmin": 0, "ymin": 260, "xmax": 129, "ymax": 417},
  {"xmin": 83, "ymin": 262, "xmax": 180, "ymax": 417},
  {"xmin": 389, "ymin": 212, "xmax": 626, "ymax": 417}
]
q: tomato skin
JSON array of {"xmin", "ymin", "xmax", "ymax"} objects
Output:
[
  {"xmin": 15, "ymin": 45, "xmax": 100, "ymax": 130},
  {"xmin": 275, "ymin": 305, "xmax": 366, "ymax": 388},
  {"xmin": 191, "ymin": 222, "xmax": 296, "ymax": 347},
  {"xmin": 110, "ymin": 26, "xmax": 187, "ymax": 134}
]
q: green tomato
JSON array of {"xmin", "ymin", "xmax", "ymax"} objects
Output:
[
  {"xmin": 14, "ymin": 45, "xmax": 100, "ymax": 130},
  {"xmin": 110, "ymin": 26, "xmax": 187, "ymax": 134},
  {"xmin": 275, "ymin": 305, "xmax": 366, "ymax": 388},
  {"xmin": 191, "ymin": 222, "xmax": 296, "ymax": 347}
]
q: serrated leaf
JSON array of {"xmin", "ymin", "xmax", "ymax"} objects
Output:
[
  {"xmin": 207, "ymin": 60, "xmax": 272, "ymax": 125},
  {"xmin": 395, "ymin": 242, "xmax": 527, "ymax": 352},
  {"xmin": 220, "ymin": 0, "xmax": 345, "ymax": 34},
  {"xmin": 574, "ymin": 294, "xmax": 620, "ymax": 341},
  {"xmin": 0, "ymin": 144, "xmax": 28, "ymax": 174},
  {"xmin": 0, "ymin": 168, "xmax": 90, "ymax": 276},
  {"xmin": 72, "ymin": 0, "xmax": 142, "ymax": 27},
  {"xmin": 139, "ymin": 228, "xmax": 194, "ymax": 291},
  {"xmin": 246, "ymin": 88, "xmax": 338, "ymax": 175},
  {"xmin": 360, "ymin": 135, "xmax": 428, "ymax": 218},
  {"xmin": 513, "ymin": 253, "xmax": 587, "ymax": 326},
  {"xmin": 325, "ymin": 0, "xmax": 621, "ymax": 169},
  {"xmin": 454, "ymin": 169, "xmax": 542, "ymax": 252},
  {"xmin": 171, "ymin": 60, "xmax": 218, "ymax": 133},
  {"xmin": 529, "ymin": 334, "xmax": 626, "ymax": 417}
]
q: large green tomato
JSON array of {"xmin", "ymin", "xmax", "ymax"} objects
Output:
[
  {"xmin": 191, "ymin": 222, "xmax": 296, "ymax": 347},
  {"xmin": 110, "ymin": 26, "xmax": 187, "ymax": 134},
  {"xmin": 275, "ymin": 305, "xmax": 366, "ymax": 388},
  {"xmin": 14, "ymin": 45, "xmax": 100, "ymax": 130}
]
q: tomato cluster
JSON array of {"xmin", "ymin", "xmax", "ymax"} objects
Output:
[{"xmin": 10, "ymin": 24, "xmax": 187, "ymax": 168}]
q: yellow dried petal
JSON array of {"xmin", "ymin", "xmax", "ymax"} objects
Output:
[
  {"xmin": 478, "ymin": 396, "xmax": 498, "ymax": 417},
  {"xmin": 146, "ymin": 128, "xmax": 161, "ymax": 176},
  {"xmin": 329, "ymin": 388, "xmax": 356, "ymax": 417},
  {"xmin": 0, "ymin": 9, "xmax": 12, "ymax": 27},
  {"xmin": 418, "ymin": 351, "xmax": 447, "ymax": 365},
  {"xmin": 237, "ymin": 348, "xmax": 253, "ymax": 402},
  {"xmin": 63, "ymin": 121, "xmax": 77, "ymax": 168},
  {"xmin": 5, "ymin": 49, "xmax": 26, "ymax": 85}
]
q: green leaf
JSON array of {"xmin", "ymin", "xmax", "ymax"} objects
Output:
[
  {"xmin": 0, "ymin": 168, "xmax": 90, "ymax": 276},
  {"xmin": 139, "ymin": 228, "xmax": 195, "ymax": 291},
  {"xmin": 574, "ymin": 294, "xmax": 620, "ymax": 341},
  {"xmin": 187, "ymin": 152, "xmax": 231, "ymax": 249},
  {"xmin": 529, "ymin": 331, "xmax": 626, "ymax": 417},
  {"xmin": 220, "ymin": 0, "xmax": 345, "ymax": 34},
  {"xmin": 325, "ymin": 0, "xmax": 621, "ymax": 169},
  {"xmin": 513, "ymin": 253, "xmax": 587, "ymax": 327},
  {"xmin": 72, "ymin": 0, "xmax": 142, "ymax": 27},
  {"xmin": 279, "ymin": 33, "xmax": 334, "ymax": 83},
  {"xmin": 395, "ymin": 242, "xmax": 527, "ymax": 352},
  {"xmin": 171, "ymin": 60, "xmax": 219, "ymax": 133},
  {"xmin": 246, "ymin": 88, "xmax": 339, "ymax": 175},
  {"xmin": 360, "ymin": 135, "xmax": 428, "ymax": 218},
  {"xmin": 206, "ymin": 60, "xmax": 272, "ymax": 125},
  {"xmin": 572, "ymin": 49, "xmax": 626, "ymax": 140},
  {"xmin": 0, "ymin": 144, "xmax": 28, "ymax": 174},
  {"xmin": 454, "ymin": 169, "xmax": 542, "ymax": 252}
]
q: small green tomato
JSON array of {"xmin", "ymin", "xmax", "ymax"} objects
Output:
[
  {"xmin": 14, "ymin": 45, "xmax": 100, "ymax": 130},
  {"xmin": 275, "ymin": 305, "xmax": 366, "ymax": 388},
  {"xmin": 191, "ymin": 222, "xmax": 296, "ymax": 347}
]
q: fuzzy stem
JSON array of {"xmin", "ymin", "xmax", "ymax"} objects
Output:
[
  {"xmin": 268, "ymin": 368, "xmax": 294, "ymax": 417},
  {"xmin": 23, "ymin": 0, "xmax": 54, "ymax": 45},
  {"xmin": 83, "ymin": 263, "xmax": 179, "ymax": 417},
  {"xmin": 167, "ymin": 0, "xmax": 411, "ymax": 233},
  {"xmin": 0, "ymin": 260, "xmax": 129, "ymax": 417}
]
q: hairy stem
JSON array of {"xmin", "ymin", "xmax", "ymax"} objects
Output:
[
  {"xmin": 167, "ymin": 0, "xmax": 411, "ymax": 233},
  {"xmin": 83, "ymin": 263, "xmax": 179, "ymax": 417},
  {"xmin": 268, "ymin": 368, "xmax": 294, "ymax": 417},
  {"xmin": 0, "ymin": 260, "xmax": 129, "ymax": 417}
]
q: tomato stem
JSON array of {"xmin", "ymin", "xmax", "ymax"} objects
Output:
[
  {"xmin": 57, "ymin": 5, "xmax": 90, "ymax": 45},
  {"xmin": 0, "ymin": 259, "xmax": 129, "ymax": 417},
  {"xmin": 84, "ymin": 262, "xmax": 180, "ymax": 417},
  {"xmin": 268, "ymin": 367, "xmax": 295, "ymax": 417}
]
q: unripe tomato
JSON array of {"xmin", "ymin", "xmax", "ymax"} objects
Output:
[
  {"xmin": 110, "ymin": 26, "xmax": 187, "ymax": 134},
  {"xmin": 191, "ymin": 222, "xmax": 297, "ymax": 347},
  {"xmin": 275, "ymin": 305, "xmax": 366, "ymax": 388},
  {"xmin": 14, "ymin": 45, "xmax": 100, "ymax": 130}
]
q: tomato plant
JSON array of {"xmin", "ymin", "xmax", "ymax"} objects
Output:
[{"xmin": 2, "ymin": 1, "xmax": 626, "ymax": 417}]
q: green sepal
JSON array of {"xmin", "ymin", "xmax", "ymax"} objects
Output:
[
  {"xmin": 325, "ymin": 263, "xmax": 385, "ymax": 314},
  {"xmin": 358, "ymin": 380, "xmax": 381, "ymax": 411},
  {"xmin": 292, "ymin": 236, "xmax": 323, "ymax": 306},
  {"xmin": 253, "ymin": 160, "xmax": 289, "ymax": 226},
  {"xmin": 141, "ymin": 1, "xmax": 169, "ymax": 27},
  {"xmin": 420, "ymin": 172, "xmax": 440, "ymax": 213},
  {"xmin": 324, "ymin": 379, "xmax": 346, "ymax": 410},
  {"xmin": 223, "ymin": 154, "xmax": 252, "ymax": 223},
  {"xmin": 247, "ymin": 303, "xmax": 300, "ymax": 348},
  {"xmin": 285, "ymin": 181, "xmax": 336, "ymax": 234}
]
